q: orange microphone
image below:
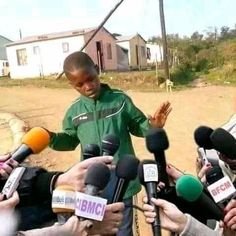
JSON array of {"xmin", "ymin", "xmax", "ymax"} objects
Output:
[{"xmin": 10, "ymin": 127, "xmax": 50, "ymax": 163}]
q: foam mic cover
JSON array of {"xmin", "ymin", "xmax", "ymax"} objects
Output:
[
  {"xmin": 138, "ymin": 160, "xmax": 161, "ymax": 236},
  {"xmin": 83, "ymin": 144, "xmax": 101, "ymax": 159},
  {"xmin": 194, "ymin": 126, "xmax": 214, "ymax": 149},
  {"xmin": 112, "ymin": 155, "xmax": 140, "ymax": 203},
  {"xmin": 101, "ymin": 134, "xmax": 120, "ymax": 156},
  {"xmin": 176, "ymin": 175, "xmax": 224, "ymax": 221},
  {"xmin": 145, "ymin": 128, "xmax": 169, "ymax": 187},
  {"xmin": 11, "ymin": 127, "xmax": 50, "ymax": 162},
  {"xmin": 210, "ymin": 128, "xmax": 236, "ymax": 160},
  {"xmin": 206, "ymin": 166, "xmax": 224, "ymax": 185},
  {"xmin": 84, "ymin": 162, "xmax": 111, "ymax": 196},
  {"xmin": 52, "ymin": 185, "xmax": 75, "ymax": 224}
]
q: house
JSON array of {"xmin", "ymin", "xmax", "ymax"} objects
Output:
[
  {"xmin": 6, "ymin": 27, "xmax": 118, "ymax": 79},
  {"xmin": 0, "ymin": 35, "xmax": 12, "ymax": 76},
  {"xmin": 116, "ymin": 34, "xmax": 147, "ymax": 70},
  {"xmin": 146, "ymin": 43, "xmax": 163, "ymax": 66}
]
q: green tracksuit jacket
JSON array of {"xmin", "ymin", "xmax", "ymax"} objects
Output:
[{"xmin": 49, "ymin": 84, "xmax": 150, "ymax": 199}]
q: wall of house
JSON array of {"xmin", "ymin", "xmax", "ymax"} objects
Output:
[
  {"xmin": 129, "ymin": 36, "xmax": 147, "ymax": 69},
  {"xmin": 146, "ymin": 43, "xmax": 163, "ymax": 65},
  {"xmin": 116, "ymin": 41, "xmax": 130, "ymax": 65},
  {"xmin": 6, "ymin": 35, "xmax": 84, "ymax": 79},
  {"xmin": 84, "ymin": 28, "xmax": 117, "ymax": 71},
  {"xmin": 0, "ymin": 59, "xmax": 9, "ymax": 76}
]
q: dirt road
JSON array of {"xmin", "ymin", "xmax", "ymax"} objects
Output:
[{"xmin": 0, "ymin": 85, "xmax": 235, "ymax": 235}]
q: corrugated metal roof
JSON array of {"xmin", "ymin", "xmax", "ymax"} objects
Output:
[
  {"xmin": 6, "ymin": 27, "xmax": 97, "ymax": 47},
  {"xmin": 0, "ymin": 35, "xmax": 12, "ymax": 60}
]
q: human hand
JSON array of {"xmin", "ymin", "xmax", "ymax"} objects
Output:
[
  {"xmin": 143, "ymin": 197, "xmax": 187, "ymax": 234},
  {"xmin": 197, "ymin": 163, "xmax": 212, "ymax": 184},
  {"xmin": 148, "ymin": 101, "xmax": 172, "ymax": 128},
  {"xmin": 0, "ymin": 154, "xmax": 18, "ymax": 179},
  {"xmin": 89, "ymin": 202, "xmax": 124, "ymax": 235},
  {"xmin": 223, "ymin": 199, "xmax": 236, "ymax": 230},
  {"xmin": 166, "ymin": 164, "xmax": 184, "ymax": 183},
  {"xmin": 55, "ymin": 156, "xmax": 114, "ymax": 192},
  {"xmin": 0, "ymin": 191, "xmax": 19, "ymax": 212}
]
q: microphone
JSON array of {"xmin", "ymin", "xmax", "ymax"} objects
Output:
[
  {"xmin": 210, "ymin": 128, "xmax": 236, "ymax": 160},
  {"xmin": 194, "ymin": 126, "xmax": 219, "ymax": 166},
  {"xmin": 206, "ymin": 166, "xmax": 236, "ymax": 204},
  {"xmin": 176, "ymin": 175, "xmax": 224, "ymax": 221},
  {"xmin": 52, "ymin": 185, "xmax": 75, "ymax": 224},
  {"xmin": 138, "ymin": 160, "xmax": 161, "ymax": 236},
  {"xmin": 101, "ymin": 134, "xmax": 120, "ymax": 156},
  {"xmin": 9, "ymin": 127, "xmax": 50, "ymax": 163},
  {"xmin": 111, "ymin": 154, "xmax": 140, "ymax": 203},
  {"xmin": 145, "ymin": 128, "xmax": 169, "ymax": 187},
  {"xmin": 194, "ymin": 126, "xmax": 214, "ymax": 149},
  {"xmin": 83, "ymin": 144, "xmax": 100, "ymax": 159},
  {"xmin": 75, "ymin": 163, "xmax": 111, "ymax": 221}
]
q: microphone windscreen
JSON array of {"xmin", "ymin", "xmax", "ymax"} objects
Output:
[
  {"xmin": 83, "ymin": 144, "xmax": 101, "ymax": 158},
  {"xmin": 194, "ymin": 126, "xmax": 214, "ymax": 149},
  {"xmin": 210, "ymin": 128, "xmax": 236, "ymax": 160},
  {"xmin": 85, "ymin": 163, "xmax": 111, "ymax": 190},
  {"xmin": 138, "ymin": 160, "xmax": 157, "ymax": 185},
  {"xmin": 21, "ymin": 127, "xmax": 50, "ymax": 153},
  {"xmin": 145, "ymin": 128, "xmax": 169, "ymax": 153},
  {"xmin": 116, "ymin": 155, "xmax": 140, "ymax": 180},
  {"xmin": 101, "ymin": 134, "xmax": 120, "ymax": 155},
  {"xmin": 205, "ymin": 166, "xmax": 224, "ymax": 185},
  {"xmin": 176, "ymin": 175, "xmax": 203, "ymax": 202}
]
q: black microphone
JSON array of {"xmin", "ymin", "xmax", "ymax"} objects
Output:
[
  {"xmin": 84, "ymin": 162, "xmax": 111, "ymax": 196},
  {"xmin": 111, "ymin": 155, "xmax": 140, "ymax": 203},
  {"xmin": 194, "ymin": 126, "xmax": 214, "ymax": 149},
  {"xmin": 101, "ymin": 134, "xmax": 120, "ymax": 156},
  {"xmin": 176, "ymin": 175, "xmax": 224, "ymax": 221},
  {"xmin": 145, "ymin": 128, "xmax": 169, "ymax": 187},
  {"xmin": 210, "ymin": 128, "xmax": 236, "ymax": 160},
  {"xmin": 138, "ymin": 160, "xmax": 161, "ymax": 236},
  {"xmin": 206, "ymin": 166, "xmax": 236, "ymax": 204},
  {"xmin": 83, "ymin": 144, "xmax": 101, "ymax": 159}
]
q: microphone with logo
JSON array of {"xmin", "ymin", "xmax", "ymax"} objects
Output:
[
  {"xmin": 138, "ymin": 160, "xmax": 161, "ymax": 236},
  {"xmin": 83, "ymin": 144, "xmax": 101, "ymax": 160},
  {"xmin": 75, "ymin": 162, "xmax": 111, "ymax": 222},
  {"xmin": 205, "ymin": 166, "xmax": 236, "ymax": 205},
  {"xmin": 52, "ymin": 185, "xmax": 75, "ymax": 224},
  {"xmin": 145, "ymin": 128, "xmax": 169, "ymax": 188},
  {"xmin": 176, "ymin": 175, "xmax": 224, "ymax": 221},
  {"xmin": 111, "ymin": 154, "xmax": 139, "ymax": 203}
]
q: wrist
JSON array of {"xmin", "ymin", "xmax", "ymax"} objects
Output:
[{"xmin": 176, "ymin": 214, "xmax": 188, "ymax": 234}]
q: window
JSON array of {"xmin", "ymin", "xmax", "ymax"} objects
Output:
[
  {"xmin": 141, "ymin": 46, "xmax": 146, "ymax": 57},
  {"xmin": 147, "ymin": 47, "xmax": 151, "ymax": 59},
  {"xmin": 107, "ymin": 43, "xmax": 112, "ymax": 60},
  {"xmin": 16, "ymin": 48, "xmax": 27, "ymax": 66},
  {"xmin": 62, "ymin": 42, "xmax": 69, "ymax": 53},
  {"xmin": 33, "ymin": 46, "xmax": 40, "ymax": 55}
]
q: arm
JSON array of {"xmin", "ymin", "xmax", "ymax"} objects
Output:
[{"xmin": 49, "ymin": 109, "xmax": 80, "ymax": 151}]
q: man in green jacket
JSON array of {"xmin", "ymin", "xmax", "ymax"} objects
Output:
[{"xmin": 49, "ymin": 51, "xmax": 172, "ymax": 236}]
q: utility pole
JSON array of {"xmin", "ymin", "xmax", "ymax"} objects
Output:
[{"xmin": 159, "ymin": 0, "xmax": 170, "ymax": 81}]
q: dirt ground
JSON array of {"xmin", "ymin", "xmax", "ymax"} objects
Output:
[{"xmin": 0, "ymin": 85, "xmax": 235, "ymax": 235}]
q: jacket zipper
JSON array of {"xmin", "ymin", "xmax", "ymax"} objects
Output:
[{"xmin": 93, "ymin": 100, "xmax": 101, "ymax": 147}]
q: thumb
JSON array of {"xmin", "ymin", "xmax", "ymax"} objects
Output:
[
  {"xmin": 0, "ymin": 193, "xmax": 4, "ymax": 201},
  {"xmin": 151, "ymin": 198, "xmax": 170, "ymax": 210}
]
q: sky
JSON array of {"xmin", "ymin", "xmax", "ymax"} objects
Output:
[{"xmin": 0, "ymin": 0, "xmax": 236, "ymax": 41}]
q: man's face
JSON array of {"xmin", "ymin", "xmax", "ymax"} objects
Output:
[{"xmin": 67, "ymin": 68, "xmax": 100, "ymax": 99}]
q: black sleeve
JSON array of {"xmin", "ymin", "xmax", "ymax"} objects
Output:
[{"xmin": 17, "ymin": 167, "xmax": 62, "ymax": 207}]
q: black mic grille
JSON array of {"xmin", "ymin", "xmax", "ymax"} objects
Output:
[
  {"xmin": 84, "ymin": 163, "xmax": 111, "ymax": 190},
  {"xmin": 101, "ymin": 134, "xmax": 120, "ymax": 155},
  {"xmin": 194, "ymin": 126, "xmax": 214, "ymax": 149}
]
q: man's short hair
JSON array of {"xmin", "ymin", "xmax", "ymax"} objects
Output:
[{"xmin": 63, "ymin": 51, "xmax": 97, "ymax": 77}]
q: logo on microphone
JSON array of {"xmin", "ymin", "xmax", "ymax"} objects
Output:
[
  {"xmin": 143, "ymin": 164, "xmax": 158, "ymax": 182},
  {"xmin": 75, "ymin": 192, "xmax": 107, "ymax": 221},
  {"xmin": 207, "ymin": 176, "xmax": 236, "ymax": 203}
]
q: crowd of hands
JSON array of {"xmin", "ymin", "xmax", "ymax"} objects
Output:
[{"xmin": 1, "ymin": 152, "xmax": 236, "ymax": 235}]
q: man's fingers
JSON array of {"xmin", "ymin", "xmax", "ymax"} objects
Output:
[
  {"xmin": 0, "ymin": 154, "xmax": 11, "ymax": 162},
  {"xmin": 143, "ymin": 203, "xmax": 154, "ymax": 212},
  {"xmin": 80, "ymin": 156, "xmax": 113, "ymax": 169},
  {"xmin": 106, "ymin": 202, "xmax": 125, "ymax": 213},
  {"xmin": 225, "ymin": 199, "xmax": 236, "ymax": 213}
]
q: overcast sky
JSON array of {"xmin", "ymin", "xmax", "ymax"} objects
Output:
[{"xmin": 0, "ymin": 0, "xmax": 235, "ymax": 41}]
